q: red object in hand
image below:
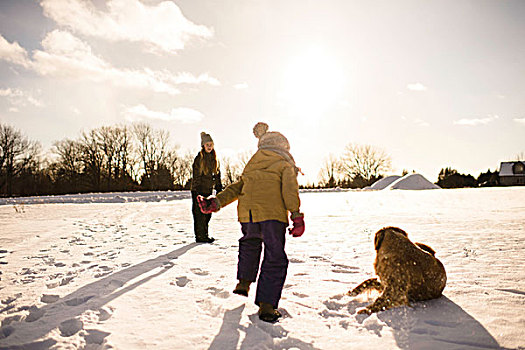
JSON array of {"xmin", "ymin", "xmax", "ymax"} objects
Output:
[
  {"xmin": 197, "ymin": 195, "xmax": 219, "ymax": 214},
  {"xmin": 288, "ymin": 215, "xmax": 305, "ymax": 237}
]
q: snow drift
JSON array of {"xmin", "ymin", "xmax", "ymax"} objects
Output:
[
  {"xmin": 367, "ymin": 173, "xmax": 440, "ymax": 190},
  {"xmin": 385, "ymin": 173, "xmax": 441, "ymax": 190},
  {"xmin": 365, "ymin": 175, "xmax": 402, "ymax": 190}
]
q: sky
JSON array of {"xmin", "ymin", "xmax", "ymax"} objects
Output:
[{"xmin": 1, "ymin": 0, "xmax": 524, "ymax": 184}]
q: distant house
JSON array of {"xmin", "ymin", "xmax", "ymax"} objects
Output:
[{"xmin": 499, "ymin": 161, "xmax": 525, "ymax": 186}]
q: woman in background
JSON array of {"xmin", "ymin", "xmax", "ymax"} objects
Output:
[{"xmin": 190, "ymin": 132, "xmax": 222, "ymax": 243}]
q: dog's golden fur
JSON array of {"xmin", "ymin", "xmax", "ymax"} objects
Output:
[{"xmin": 349, "ymin": 226, "xmax": 446, "ymax": 314}]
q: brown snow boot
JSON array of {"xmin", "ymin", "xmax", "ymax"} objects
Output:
[
  {"xmin": 258, "ymin": 302, "xmax": 282, "ymax": 323},
  {"xmin": 233, "ymin": 279, "xmax": 251, "ymax": 297}
]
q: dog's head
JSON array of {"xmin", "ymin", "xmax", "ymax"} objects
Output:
[{"xmin": 374, "ymin": 226, "xmax": 408, "ymax": 251}]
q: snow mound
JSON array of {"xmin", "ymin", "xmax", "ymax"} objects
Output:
[
  {"xmin": 385, "ymin": 173, "xmax": 441, "ymax": 190},
  {"xmin": 365, "ymin": 175, "xmax": 402, "ymax": 190}
]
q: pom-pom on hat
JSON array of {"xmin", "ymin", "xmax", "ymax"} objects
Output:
[
  {"xmin": 253, "ymin": 122, "xmax": 290, "ymax": 151},
  {"xmin": 201, "ymin": 132, "xmax": 213, "ymax": 146}
]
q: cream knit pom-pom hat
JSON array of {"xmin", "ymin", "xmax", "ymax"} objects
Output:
[{"xmin": 253, "ymin": 122, "xmax": 290, "ymax": 151}]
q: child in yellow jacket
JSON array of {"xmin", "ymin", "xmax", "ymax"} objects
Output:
[{"xmin": 198, "ymin": 122, "xmax": 305, "ymax": 322}]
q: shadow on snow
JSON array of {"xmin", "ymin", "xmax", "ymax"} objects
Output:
[
  {"xmin": 0, "ymin": 243, "xmax": 198, "ymax": 349},
  {"xmin": 372, "ymin": 296, "xmax": 504, "ymax": 350},
  {"xmin": 209, "ymin": 304, "xmax": 318, "ymax": 350}
]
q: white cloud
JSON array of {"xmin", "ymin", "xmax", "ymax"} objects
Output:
[
  {"xmin": 0, "ymin": 31, "xmax": 220, "ymax": 95},
  {"xmin": 234, "ymin": 83, "xmax": 248, "ymax": 90},
  {"xmin": 514, "ymin": 117, "xmax": 525, "ymax": 126},
  {"xmin": 454, "ymin": 115, "xmax": 500, "ymax": 126},
  {"xmin": 407, "ymin": 82, "xmax": 427, "ymax": 91},
  {"xmin": 40, "ymin": 0, "xmax": 213, "ymax": 55},
  {"xmin": 8, "ymin": 107, "xmax": 19, "ymax": 113},
  {"xmin": 163, "ymin": 71, "xmax": 220, "ymax": 86},
  {"xmin": 413, "ymin": 118, "xmax": 430, "ymax": 127},
  {"xmin": 0, "ymin": 35, "xmax": 31, "ymax": 68},
  {"xmin": 0, "ymin": 87, "xmax": 44, "ymax": 107},
  {"xmin": 123, "ymin": 104, "xmax": 204, "ymax": 124}
]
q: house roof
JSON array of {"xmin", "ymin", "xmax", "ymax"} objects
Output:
[{"xmin": 499, "ymin": 161, "xmax": 525, "ymax": 176}]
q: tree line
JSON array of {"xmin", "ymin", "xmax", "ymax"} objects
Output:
[
  {"xmin": 436, "ymin": 167, "xmax": 500, "ymax": 188},
  {"xmin": 0, "ymin": 122, "xmax": 249, "ymax": 197},
  {"xmin": 1, "ymin": 121, "xmax": 516, "ymax": 197}
]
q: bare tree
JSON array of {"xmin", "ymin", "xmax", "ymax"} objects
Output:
[
  {"xmin": 97, "ymin": 125, "xmax": 134, "ymax": 190},
  {"xmin": 132, "ymin": 123, "xmax": 174, "ymax": 189},
  {"xmin": 517, "ymin": 152, "xmax": 525, "ymax": 161},
  {"xmin": 113, "ymin": 125, "xmax": 133, "ymax": 183},
  {"xmin": 79, "ymin": 129, "xmax": 104, "ymax": 191},
  {"xmin": 0, "ymin": 123, "xmax": 34, "ymax": 195},
  {"xmin": 51, "ymin": 138, "xmax": 83, "ymax": 191},
  {"xmin": 340, "ymin": 143, "xmax": 392, "ymax": 185},
  {"xmin": 221, "ymin": 150, "xmax": 251, "ymax": 186},
  {"xmin": 318, "ymin": 153, "xmax": 341, "ymax": 188},
  {"xmin": 170, "ymin": 150, "xmax": 193, "ymax": 189}
]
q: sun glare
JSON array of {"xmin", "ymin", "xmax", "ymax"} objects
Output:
[{"xmin": 281, "ymin": 47, "xmax": 345, "ymax": 118}]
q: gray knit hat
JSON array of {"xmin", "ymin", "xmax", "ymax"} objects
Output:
[
  {"xmin": 253, "ymin": 122, "xmax": 290, "ymax": 151},
  {"xmin": 200, "ymin": 132, "xmax": 213, "ymax": 146}
]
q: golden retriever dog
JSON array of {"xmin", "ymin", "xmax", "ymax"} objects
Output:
[{"xmin": 348, "ymin": 226, "xmax": 446, "ymax": 314}]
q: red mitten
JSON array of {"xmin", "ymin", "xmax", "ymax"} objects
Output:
[
  {"xmin": 288, "ymin": 213, "xmax": 305, "ymax": 237},
  {"xmin": 197, "ymin": 195, "xmax": 219, "ymax": 214}
]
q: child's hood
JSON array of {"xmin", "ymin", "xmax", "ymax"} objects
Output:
[{"xmin": 243, "ymin": 149, "xmax": 291, "ymax": 173}]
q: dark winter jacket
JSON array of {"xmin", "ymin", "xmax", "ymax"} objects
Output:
[{"xmin": 190, "ymin": 152, "xmax": 222, "ymax": 195}]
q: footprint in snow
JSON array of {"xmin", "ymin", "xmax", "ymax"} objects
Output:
[
  {"xmin": 59, "ymin": 318, "xmax": 83, "ymax": 337},
  {"xmin": 206, "ymin": 287, "xmax": 230, "ymax": 299},
  {"xmin": 292, "ymin": 292, "xmax": 309, "ymax": 298},
  {"xmin": 60, "ymin": 276, "xmax": 75, "ymax": 286},
  {"xmin": 107, "ymin": 279, "xmax": 124, "ymax": 289},
  {"xmin": 1, "ymin": 293, "xmax": 22, "ymax": 305},
  {"xmin": 331, "ymin": 263, "xmax": 359, "ymax": 274},
  {"xmin": 173, "ymin": 276, "xmax": 190, "ymax": 287},
  {"xmin": 323, "ymin": 299, "xmax": 346, "ymax": 312},
  {"xmin": 97, "ymin": 306, "xmax": 114, "ymax": 322},
  {"xmin": 41, "ymin": 294, "xmax": 60, "ymax": 304},
  {"xmin": 1, "ymin": 314, "xmax": 23, "ymax": 327},
  {"xmin": 0, "ymin": 325, "xmax": 14, "ymax": 339},
  {"xmin": 163, "ymin": 261, "xmax": 175, "ymax": 269},
  {"xmin": 191, "ymin": 268, "xmax": 209, "ymax": 276},
  {"xmin": 46, "ymin": 281, "xmax": 60, "ymax": 289},
  {"xmin": 84, "ymin": 329, "xmax": 111, "ymax": 345},
  {"xmin": 65, "ymin": 295, "xmax": 94, "ymax": 306},
  {"xmin": 309, "ymin": 256, "xmax": 331, "ymax": 263},
  {"xmin": 294, "ymin": 272, "xmax": 308, "ymax": 276},
  {"xmin": 25, "ymin": 306, "xmax": 45, "ymax": 322},
  {"xmin": 94, "ymin": 272, "xmax": 112, "ymax": 278},
  {"xmin": 1, "ymin": 294, "xmax": 21, "ymax": 306}
]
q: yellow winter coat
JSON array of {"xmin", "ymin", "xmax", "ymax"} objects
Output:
[{"xmin": 216, "ymin": 149, "xmax": 300, "ymax": 223}]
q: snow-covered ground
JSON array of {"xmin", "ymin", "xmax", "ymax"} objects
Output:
[{"xmin": 1, "ymin": 188, "xmax": 524, "ymax": 349}]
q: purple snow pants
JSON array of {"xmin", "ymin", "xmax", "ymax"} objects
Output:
[{"xmin": 238, "ymin": 220, "xmax": 289, "ymax": 309}]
